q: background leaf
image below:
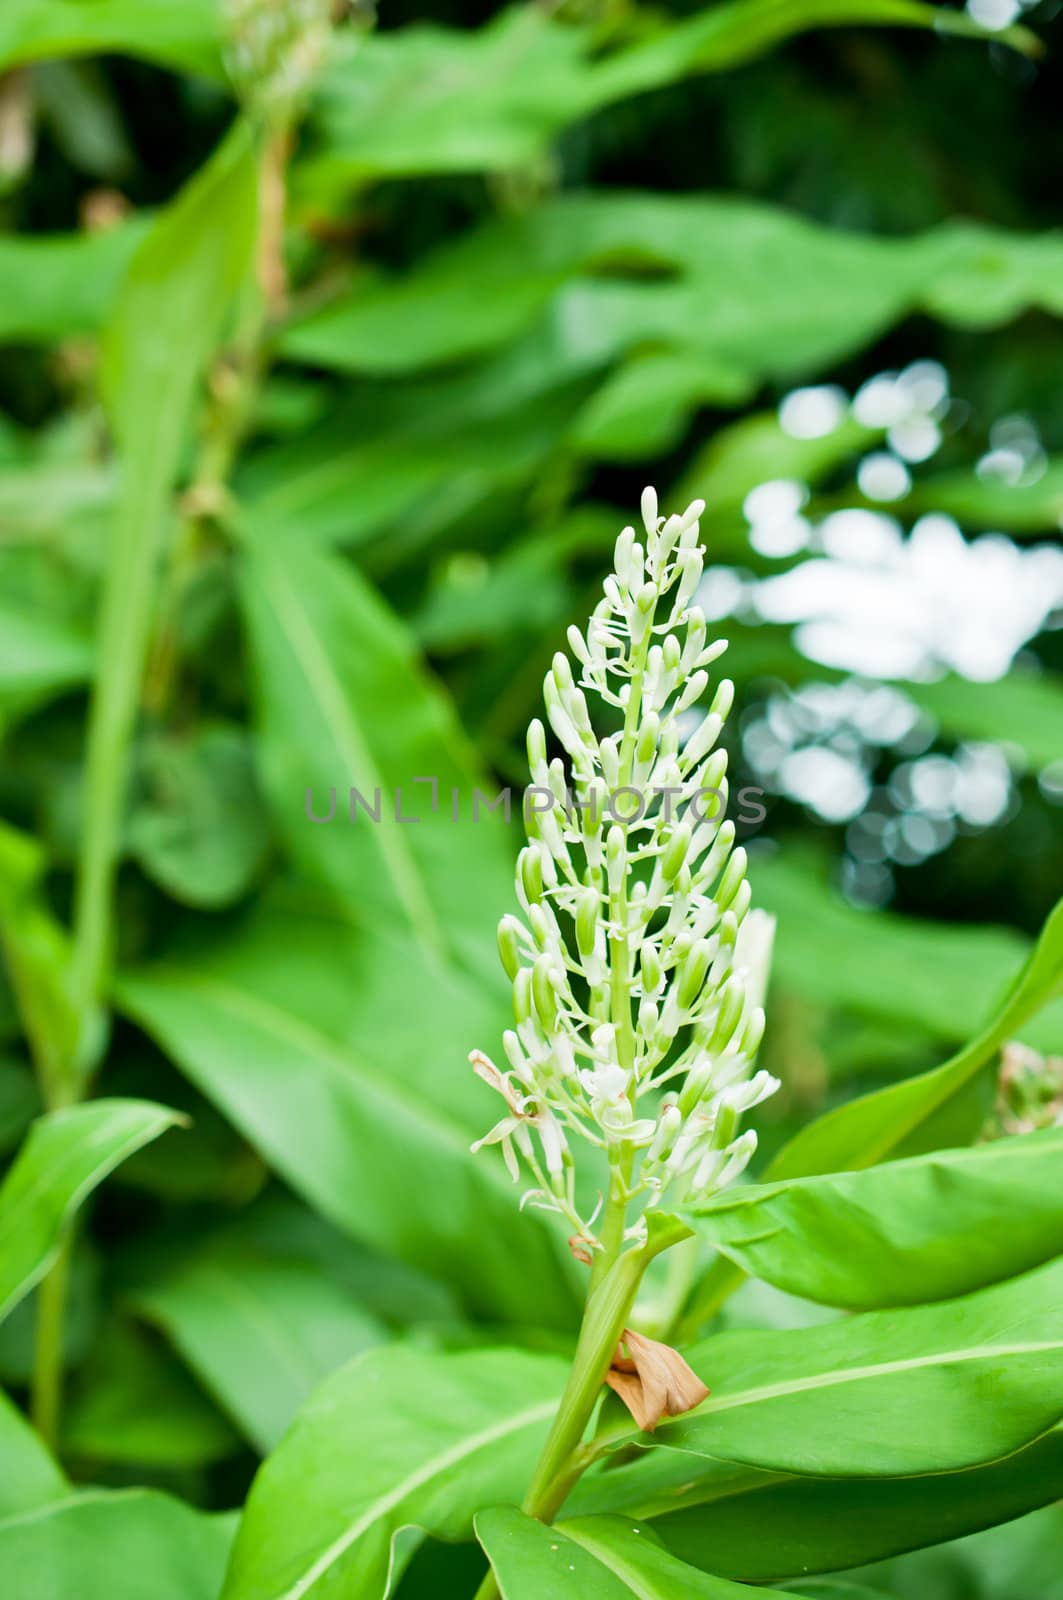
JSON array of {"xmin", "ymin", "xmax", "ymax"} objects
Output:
[
  {"xmin": 117, "ymin": 896, "xmax": 579, "ymax": 1328},
  {"xmin": 0, "ymin": 1099, "xmax": 182, "ymax": 1323},
  {"xmin": 135, "ymin": 1245, "xmax": 386, "ymax": 1453},
  {"xmin": 689, "ymin": 1128, "xmax": 1063, "ymax": 1309},
  {"xmin": 221, "ymin": 1346, "xmax": 567, "ymax": 1600},
  {"xmin": 0, "ymin": 1488, "xmax": 236, "ymax": 1600}
]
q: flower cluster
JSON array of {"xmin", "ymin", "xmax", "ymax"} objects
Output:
[
  {"xmin": 471, "ymin": 488, "xmax": 778, "ymax": 1251},
  {"xmin": 224, "ymin": 0, "xmax": 334, "ymax": 117}
]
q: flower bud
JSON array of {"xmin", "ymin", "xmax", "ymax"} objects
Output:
[
  {"xmin": 678, "ymin": 939, "xmax": 713, "ymax": 1010},
  {"xmin": 532, "ymin": 954, "xmax": 558, "ymax": 1030},
  {"xmin": 567, "ymin": 624, "xmax": 590, "ymax": 666},
  {"xmin": 527, "ymin": 718, "xmax": 547, "ymax": 775},
  {"xmin": 519, "ymin": 845, "xmax": 543, "ymax": 905},
  {"xmin": 576, "ymin": 886, "xmax": 600, "ymax": 958},
  {"xmin": 512, "ymin": 968, "xmax": 533, "ymax": 1026},
  {"xmin": 636, "ymin": 712, "xmax": 660, "ymax": 768},
  {"xmin": 639, "ymin": 941, "xmax": 662, "ymax": 997},
  {"xmin": 552, "ymin": 651, "xmax": 573, "ymax": 691},
  {"xmin": 711, "ymin": 677, "xmax": 735, "ymax": 720},
  {"xmin": 661, "ymin": 824, "xmax": 691, "ymax": 883},
  {"xmin": 706, "ymin": 976, "xmax": 745, "ymax": 1050},
  {"xmin": 497, "ymin": 916, "xmax": 522, "ymax": 980},
  {"xmin": 715, "ymin": 847, "xmax": 748, "ymax": 913}
]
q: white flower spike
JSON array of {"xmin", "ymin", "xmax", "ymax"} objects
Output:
[{"xmin": 471, "ymin": 489, "xmax": 778, "ymax": 1252}]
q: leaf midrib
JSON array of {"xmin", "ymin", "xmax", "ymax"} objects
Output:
[
  {"xmin": 117, "ymin": 964, "xmax": 517, "ymax": 1202},
  {"xmin": 251, "ymin": 1395, "xmax": 559, "ymax": 1600},
  {"xmin": 672, "ymin": 1334, "xmax": 1063, "ymax": 1426},
  {"xmin": 249, "ymin": 553, "xmax": 447, "ymax": 962}
]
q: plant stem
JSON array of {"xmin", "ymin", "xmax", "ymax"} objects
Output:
[
  {"xmin": 472, "ymin": 1249, "xmax": 644, "ymax": 1600},
  {"xmin": 31, "ymin": 1233, "xmax": 72, "ymax": 1450},
  {"xmin": 472, "ymin": 1220, "xmax": 688, "ymax": 1600}
]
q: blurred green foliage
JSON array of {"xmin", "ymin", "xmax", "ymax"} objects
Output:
[{"xmin": 0, "ymin": 1, "xmax": 1061, "ymax": 1596}]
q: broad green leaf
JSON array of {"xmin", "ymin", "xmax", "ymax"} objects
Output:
[
  {"xmin": 237, "ymin": 371, "xmax": 577, "ymax": 550},
  {"xmin": 861, "ymin": 1502, "xmax": 1063, "ymax": 1600},
  {"xmin": 238, "ymin": 539, "xmax": 514, "ymax": 980},
  {"xmin": 633, "ymin": 1256, "xmax": 1063, "ymax": 1478},
  {"xmin": 767, "ymin": 894, "xmax": 1063, "ymax": 1180},
  {"xmin": 128, "ymin": 725, "xmax": 273, "ymax": 909},
  {"xmin": 0, "ymin": 220, "xmax": 147, "ymax": 344},
  {"xmin": 305, "ymin": 4, "xmax": 1032, "ymax": 192},
  {"xmin": 0, "ymin": 1098, "xmax": 182, "ymax": 1323},
  {"xmin": 136, "ymin": 1246, "xmax": 386, "ymax": 1452},
  {"xmin": 476, "ymin": 1507, "xmax": 865, "ymax": 1599},
  {"xmin": 635, "ymin": 1428, "xmax": 1063, "ymax": 1582},
  {"xmin": 0, "ymin": 1487, "xmax": 236, "ymax": 1600},
  {"xmin": 220, "ymin": 1346, "xmax": 567, "ymax": 1600},
  {"xmin": 689, "ymin": 1128, "xmax": 1063, "ymax": 1309},
  {"xmin": 212, "ymin": 1189, "xmax": 462, "ymax": 1327},
  {"xmin": 0, "ymin": 0, "xmax": 223, "ymax": 77},
  {"xmin": 77, "ymin": 120, "xmax": 257, "ymax": 1020},
  {"xmin": 284, "ymin": 195, "xmax": 1061, "ymax": 388},
  {"xmin": 570, "ymin": 350, "xmax": 756, "ymax": 459},
  {"xmin": 117, "ymin": 896, "xmax": 579, "ymax": 1329},
  {"xmin": 0, "ymin": 1388, "xmax": 66, "ymax": 1516},
  {"xmin": 64, "ymin": 1318, "xmax": 239, "ymax": 1469}
]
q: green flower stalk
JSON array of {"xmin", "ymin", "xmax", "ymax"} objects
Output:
[{"xmin": 471, "ymin": 487, "xmax": 777, "ymax": 1265}]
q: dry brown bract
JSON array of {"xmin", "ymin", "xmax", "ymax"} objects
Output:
[{"xmin": 605, "ymin": 1328, "xmax": 710, "ymax": 1432}]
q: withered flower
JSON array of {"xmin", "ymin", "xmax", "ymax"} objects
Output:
[{"xmin": 605, "ymin": 1327, "xmax": 709, "ymax": 1432}]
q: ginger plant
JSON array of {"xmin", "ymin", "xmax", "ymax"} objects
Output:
[{"xmin": 469, "ymin": 488, "xmax": 777, "ymax": 1572}]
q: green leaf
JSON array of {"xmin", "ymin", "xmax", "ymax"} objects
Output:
[
  {"xmin": 128, "ymin": 725, "xmax": 273, "ymax": 909},
  {"xmin": 220, "ymin": 1346, "xmax": 566, "ymax": 1600},
  {"xmin": 861, "ymin": 1502, "xmax": 1063, "ymax": 1600},
  {"xmin": 0, "ymin": 1098, "xmax": 182, "ymax": 1323},
  {"xmin": 689, "ymin": 1128, "xmax": 1063, "ymax": 1309},
  {"xmin": 570, "ymin": 350, "xmax": 756, "ymax": 459},
  {"xmin": 476, "ymin": 1507, "xmax": 859, "ymax": 1599},
  {"xmin": 0, "ymin": 601, "xmax": 92, "ymax": 724},
  {"xmin": 0, "ymin": 0, "xmax": 224, "ymax": 78},
  {"xmin": 634, "ymin": 1427, "xmax": 1063, "ymax": 1582},
  {"xmin": 237, "ymin": 539, "xmax": 514, "ymax": 980},
  {"xmin": 634, "ymin": 1256, "xmax": 1063, "ymax": 1478},
  {"xmin": 64, "ymin": 1318, "xmax": 239, "ymax": 1469},
  {"xmin": 238, "ymin": 373, "xmax": 578, "ymax": 552},
  {"xmin": 767, "ymin": 894, "xmax": 1063, "ymax": 1180},
  {"xmin": 135, "ymin": 1246, "xmax": 386, "ymax": 1453},
  {"xmin": 0, "ymin": 1488, "xmax": 236, "ymax": 1600},
  {"xmin": 0, "ymin": 1388, "xmax": 67, "ymax": 1517},
  {"xmin": 117, "ymin": 896, "xmax": 579, "ymax": 1329},
  {"xmin": 284, "ymin": 194, "xmax": 1061, "ymax": 388},
  {"xmin": 0, "ymin": 219, "xmax": 147, "ymax": 344},
  {"xmin": 306, "ymin": 3, "xmax": 1033, "ymax": 192}
]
